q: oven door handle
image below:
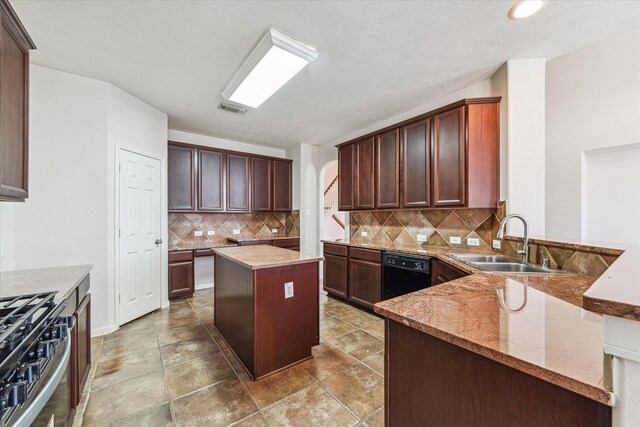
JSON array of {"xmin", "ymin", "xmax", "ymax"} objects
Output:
[{"xmin": 12, "ymin": 333, "xmax": 71, "ymax": 427}]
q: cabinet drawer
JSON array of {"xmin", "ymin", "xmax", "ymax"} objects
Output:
[
  {"xmin": 273, "ymin": 238, "xmax": 300, "ymax": 248},
  {"xmin": 194, "ymin": 249, "xmax": 214, "ymax": 257},
  {"xmin": 349, "ymin": 247, "xmax": 381, "ymax": 263},
  {"xmin": 169, "ymin": 250, "xmax": 194, "ymax": 263},
  {"xmin": 239, "ymin": 240, "xmax": 272, "ymax": 246},
  {"xmin": 324, "ymin": 243, "xmax": 348, "ymax": 257}
]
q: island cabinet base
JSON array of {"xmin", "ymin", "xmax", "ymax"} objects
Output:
[
  {"xmin": 385, "ymin": 320, "xmax": 611, "ymax": 427},
  {"xmin": 214, "ymin": 255, "xmax": 320, "ymax": 380}
]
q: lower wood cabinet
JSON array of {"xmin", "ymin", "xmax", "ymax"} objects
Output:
[
  {"xmin": 272, "ymin": 238, "xmax": 300, "ymax": 251},
  {"xmin": 324, "ymin": 254, "xmax": 348, "ymax": 298},
  {"xmin": 169, "ymin": 250, "xmax": 194, "ymax": 299},
  {"xmin": 73, "ymin": 293, "xmax": 91, "ymax": 406},
  {"xmin": 431, "ymin": 258, "xmax": 468, "ymax": 285}
]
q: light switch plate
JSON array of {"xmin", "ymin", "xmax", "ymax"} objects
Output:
[
  {"xmin": 361, "ymin": 231, "xmax": 368, "ymax": 237},
  {"xmin": 194, "ymin": 230, "xmax": 203, "ymax": 237},
  {"xmin": 284, "ymin": 282, "xmax": 294, "ymax": 299},
  {"xmin": 272, "ymin": 229, "xmax": 278, "ymax": 233},
  {"xmin": 207, "ymin": 230, "xmax": 215, "ymax": 236},
  {"xmin": 233, "ymin": 229, "xmax": 240, "ymax": 235},
  {"xmin": 493, "ymin": 239, "xmax": 502, "ymax": 250},
  {"xmin": 416, "ymin": 234, "xmax": 427, "ymax": 242},
  {"xmin": 449, "ymin": 236, "xmax": 461, "ymax": 244},
  {"xmin": 467, "ymin": 237, "xmax": 480, "ymax": 246}
]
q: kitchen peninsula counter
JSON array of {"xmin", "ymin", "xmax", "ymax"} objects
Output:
[{"xmin": 213, "ymin": 245, "xmax": 323, "ymax": 380}]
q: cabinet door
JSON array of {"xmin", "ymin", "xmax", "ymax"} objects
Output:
[
  {"xmin": 355, "ymin": 137, "xmax": 375, "ymax": 209},
  {"xmin": 273, "ymin": 159, "xmax": 292, "ymax": 212},
  {"xmin": 227, "ymin": 154, "xmax": 250, "ymax": 211},
  {"xmin": 168, "ymin": 144, "xmax": 196, "ymax": 211},
  {"xmin": 431, "ymin": 259, "xmax": 468, "ymax": 286},
  {"xmin": 0, "ymin": 16, "xmax": 30, "ymax": 201},
  {"xmin": 323, "ymin": 254, "xmax": 348, "ymax": 298},
  {"xmin": 198, "ymin": 149, "xmax": 224, "ymax": 211},
  {"xmin": 402, "ymin": 119, "xmax": 431, "ymax": 208},
  {"xmin": 433, "ymin": 107, "xmax": 466, "ymax": 206},
  {"xmin": 338, "ymin": 144, "xmax": 355, "ymax": 210},
  {"xmin": 169, "ymin": 261, "xmax": 194, "ymax": 299},
  {"xmin": 73, "ymin": 294, "xmax": 91, "ymax": 406},
  {"xmin": 251, "ymin": 157, "xmax": 273, "ymax": 212},
  {"xmin": 375, "ymin": 129, "xmax": 400, "ymax": 209},
  {"xmin": 349, "ymin": 259, "xmax": 382, "ymax": 309}
]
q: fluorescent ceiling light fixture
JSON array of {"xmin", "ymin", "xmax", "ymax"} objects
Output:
[
  {"xmin": 508, "ymin": 0, "xmax": 546, "ymax": 20},
  {"xmin": 222, "ymin": 28, "xmax": 318, "ymax": 108}
]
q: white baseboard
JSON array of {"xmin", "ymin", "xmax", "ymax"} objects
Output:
[
  {"xmin": 195, "ymin": 282, "xmax": 214, "ymax": 291},
  {"xmin": 91, "ymin": 324, "xmax": 118, "ymax": 337}
]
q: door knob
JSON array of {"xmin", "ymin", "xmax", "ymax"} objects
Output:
[{"xmin": 155, "ymin": 239, "xmax": 163, "ymax": 245}]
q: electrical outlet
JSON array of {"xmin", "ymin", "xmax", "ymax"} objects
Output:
[
  {"xmin": 271, "ymin": 228, "xmax": 278, "ymax": 233},
  {"xmin": 361, "ymin": 231, "xmax": 368, "ymax": 237},
  {"xmin": 194, "ymin": 230, "xmax": 203, "ymax": 237},
  {"xmin": 493, "ymin": 239, "xmax": 502, "ymax": 250},
  {"xmin": 284, "ymin": 282, "xmax": 294, "ymax": 299},
  {"xmin": 467, "ymin": 237, "xmax": 480, "ymax": 246},
  {"xmin": 233, "ymin": 229, "xmax": 240, "ymax": 235},
  {"xmin": 207, "ymin": 230, "xmax": 215, "ymax": 236},
  {"xmin": 449, "ymin": 236, "xmax": 461, "ymax": 244},
  {"xmin": 416, "ymin": 234, "xmax": 427, "ymax": 242}
]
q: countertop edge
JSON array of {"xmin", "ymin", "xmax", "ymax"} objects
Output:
[{"xmin": 213, "ymin": 247, "xmax": 323, "ymax": 270}]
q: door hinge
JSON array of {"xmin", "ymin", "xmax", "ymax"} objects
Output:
[{"xmin": 118, "ymin": 229, "xmax": 121, "ymax": 238}]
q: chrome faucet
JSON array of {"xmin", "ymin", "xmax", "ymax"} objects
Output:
[{"xmin": 496, "ymin": 214, "xmax": 529, "ymax": 263}]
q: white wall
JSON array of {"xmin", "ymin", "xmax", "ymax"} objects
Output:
[
  {"xmin": 0, "ymin": 66, "xmax": 168, "ymax": 336},
  {"xmin": 546, "ymin": 28, "xmax": 640, "ymax": 239},
  {"xmin": 168, "ymin": 129, "xmax": 285, "ymax": 159},
  {"xmin": 491, "ymin": 63, "xmax": 509, "ymax": 201}
]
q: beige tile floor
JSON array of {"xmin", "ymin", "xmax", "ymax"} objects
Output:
[{"xmin": 78, "ymin": 288, "xmax": 385, "ymax": 427}]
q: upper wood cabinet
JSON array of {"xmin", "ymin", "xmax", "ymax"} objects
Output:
[
  {"xmin": 251, "ymin": 157, "xmax": 273, "ymax": 212},
  {"xmin": 433, "ymin": 106, "xmax": 466, "ymax": 207},
  {"xmin": 338, "ymin": 144, "xmax": 355, "ymax": 210},
  {"xmin": 168, "ymin": 144, "xmax": 197, "ymax": 211},
  {"xmin": 336, "ymin": 97, "xmax": 500, "ymax": 211},
  {"xmin": 198, "ymin": 149, "xmax": 224, "ymax": 211},
  {"xmin": 355, "ymin": 137, "xmax": 375, "ymax": 210},
  {"xmin": 402, "ymin": 119, "xmax": 431, "ymax": 208},
  {"xmin": 375, "ymin": 129, "xmax": 400, "ymax": 209},
  {"xmin": 273, "ymin": 159, "xmax": 292, "ymax": 212},
  {"xmin": 0, "ymin": 1, "xmax": 35, "ymax": 201},
  {"xmin": 227, "ymin": 154, "xmax": 251, "ymax": 212}
]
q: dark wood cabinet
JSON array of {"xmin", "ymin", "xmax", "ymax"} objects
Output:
[
  {"xmin": 355, "ymin": 137, "xmax": 375, "ymax": 209},
  {"xmin": 402, "ymin": 119, "xmax": 431, "ymax": 208},
  {"xmin": 237, "ymin": 240, "xmax": 272, "ymax": 247},
  {"xmin": 227, "ymin": 154, "xmax": 251, "ymax": 211},
  {"xmin": 348, "ymin": 257, "xmax": 382, "ymax": 309},
  {"xmin": 168, "ymin": 144, "xmax": 197, "ymax": 211},
  {"xmin": 375, "ymin": 129, "xmax": 400, "ymax": 209},
  {"xmin": 433, "ymin": 106, "xmax": 466, "ymax": 207},
  {"xmin": 272, "ymin": 238, "xmax": 299, "ymax": 251},
  {"xmin": 251, "ymin": 157, "xmax": 273, "ymax": 212},
  {"xmin": 73, "ymin": 293, "xmax": 91, "ymax": 406},
  {"xmin": 431, "ymin": 258, "xmax": 468, "ymax": 286},
  {"xmin": 323, "ymin": 244, "xmax": 349, "ymax": 298},
  {"xmin": 198, "ymin": 149, "xmax": 224, "ymax": 211},
  {"xmin": 0, "ymin": 1, "xmax": 35, "ymax": 201},
  {"xmin": 168, "ymin": 251, "xmax": 194, "ymax": 299},
  {"xmin": 273, "ymin": 159, "xmax": 292, "ymax": 212},
  {"xmin": 338, "ymin": 144, "xmax": 355, "ymax": 210}
]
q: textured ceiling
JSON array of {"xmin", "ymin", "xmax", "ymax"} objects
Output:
[{"xmin": 11, "ymin": 1, "xmax": 640, "ymax": 148}]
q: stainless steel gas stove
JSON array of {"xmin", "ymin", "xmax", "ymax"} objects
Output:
[{"xmin": 0, "ymin": 292, "xmax": 72, "ymax": 427}]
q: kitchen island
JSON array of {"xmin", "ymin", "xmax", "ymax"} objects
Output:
[{"xmin": 213, "ymin": 245, "xmax": 323, "ymax": 380}]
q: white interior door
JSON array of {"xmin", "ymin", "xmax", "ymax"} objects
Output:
[{"xmin": 119, "ymin": 149, "xmax": 162, "ymax": 325}]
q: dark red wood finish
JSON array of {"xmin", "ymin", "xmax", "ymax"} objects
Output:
[
  {"xmin": 430, "ymin": 258, "xmax": 468, "ymax": 286},
  {"xmin": 467, "ymin": 103, "xmax": 500, "ymax": 208},
  {"xmin": 432, "ymin": 106, "xmax": 466, "ymax": 207},
  {"xmin": 273, "ymin": 159, "xmax": 293, "ymax": 212},
  {"xmin": 227, "ymin": 154, "xmax": 251, "ymax": 211},
  {"xmin": 168, "ymin": 250, "xmax": 194, "ymax": 299},
  {"xmin": 355, "ymin": 137, "xmax": 375, "ymax": 209},
  {"xmin": 323, "ymin": 243, "xmax": 349, "ymax": 298},
  {"xmin": 168, "ymin": 144, "xmax": 197, "ymax": 211},
  {"xmin": 375, "ymin": 129, "xmax": 400, "ymax": 209},
  {"xmin": 348, "ymin": 259, "xmax": 381, "ymax": 310},
  {"xmin": 338, "ymin": 144, "xmax": 355, "ymax": 210},
  {"xmin": 0, "ymin": 0, "xmax": 34, "ymax": 201},
  {"xmin": 198, "ymin": 148, "xmax": 224, "ymax": 211},
  {"xmin": 272, "ymin": 238, "xmax": 300, "ymax": 252},
  {"xmin": 237, "ymin": 240, "xmax": 273, "ymax": 247},
  {"xmin": 385, "ymin": 320, "xmax": 611, "ymax": 427},
  {"xmin": 251, "ymin": 157, "xmax": 273, "ymax": 212},
  {"xmin": 401, "ymin": 119, "xmax": 431, "ymax": 208},
  {"xmin": 73, "ymin": 294, "xmax": 91, "ymax": 406}
]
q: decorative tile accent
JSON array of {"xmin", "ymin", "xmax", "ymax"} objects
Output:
[{"xmin": 169, "ymin": 211, "xmax": 300, "ymax": 247}]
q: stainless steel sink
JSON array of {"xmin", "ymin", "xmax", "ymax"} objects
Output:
[{"xmin": 447, "ymin": 254, "xmax": 566, "ymax": 275}]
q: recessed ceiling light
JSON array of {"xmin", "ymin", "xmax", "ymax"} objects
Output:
[
  {"xmin": 508, "ymin": 0, "xmax": 546, "ymax": 20},
  {"xmin": 222, "ymin": 28, "xmax": 318, "ymax": 108}
]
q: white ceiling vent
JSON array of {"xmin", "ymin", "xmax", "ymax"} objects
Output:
[{"xmin": 217, "ymin": 102, "xmax": 247, "ymax": 115}]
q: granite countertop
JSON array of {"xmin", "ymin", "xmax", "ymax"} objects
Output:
[
  {"xmin": 0, "ymin": 265, "xmax": 92, "ymax": 302},
  {"xmin": 168, "ymin": 242, "xmax": 238, "ymax": 252},
  {"xmin": 227, "ymin": 236, "xmax": 300, "ymax": 243},
  {"xmin": 213, "ymin": 245, "xmax": 323, "ymax": 270},
  {"xmin": 323, "ymin": 239, "xmax": 613, "ymax": 405}
]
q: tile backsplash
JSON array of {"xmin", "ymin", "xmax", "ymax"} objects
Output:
[
  {"xmin": 169, "ymin": 211, "xmax": 300, "ymax": 247},
  {"xmin": 349, "ymin": 208, "xmax": 500, "ymax": 250}
]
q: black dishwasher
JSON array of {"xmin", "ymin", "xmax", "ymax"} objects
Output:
[{"xmin": 382, "ymin": 252, "xmax": 431, "ymax": 299}]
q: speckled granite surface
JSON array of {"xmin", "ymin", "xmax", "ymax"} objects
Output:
[
  {"xmin": 0, "ymin": 265, "xmax": 92, "ymax": 301},
  {"xmin": 227, "ymin": 236, "xmax": 300, "ymax": 243},
  {"xmin": 214, "ymin": 245, "xmax": 323, "ymax": 270},
  {"xmin": 168, "ymin": 242, "xmax": 238, "ymax": 252}
]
